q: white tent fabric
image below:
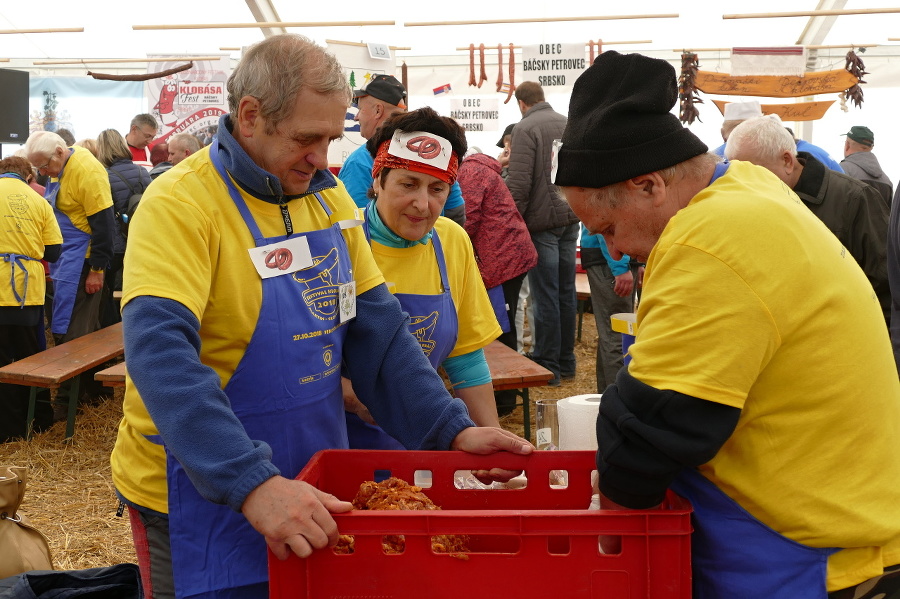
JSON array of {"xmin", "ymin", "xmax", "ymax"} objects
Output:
[{"xmin": 3, "ymin": 0, "xmax": 900, "ymax": 177}]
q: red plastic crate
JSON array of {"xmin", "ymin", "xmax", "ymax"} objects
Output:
[{"xmin": 269, "ymin": 450, "xmax": 692, "ymax": 599}]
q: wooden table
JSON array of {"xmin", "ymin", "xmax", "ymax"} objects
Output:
[
  {"xmin": 483, "ymin": 339, "xmax": 554, "ymax": 440},
  {"xmin": 96, "ymin": 340, "xmax": 554, "ymax": 441},
  {"xmin": 0, "ymin": 322, "xmax": 124, "ymax": 439},
  {"xmin": 575, "ymin": 272, "xmax": 591, "ymax": 342}
]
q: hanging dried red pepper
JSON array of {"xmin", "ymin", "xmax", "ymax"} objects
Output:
[
  {"xmin": 844, "ymin": 48, "xmax": 868, "ymax": 109},
  {"xmin": 678, "ymin": 52, "xmax": 703, "ymax": 125}
]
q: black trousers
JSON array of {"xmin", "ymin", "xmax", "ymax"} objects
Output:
[{"xmin": 0, "ymin": 323, "xmax": 52, "ymax": 441}]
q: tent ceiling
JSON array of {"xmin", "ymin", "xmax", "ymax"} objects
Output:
[{"xmin": 1, "ymin": 0, "xmax": 898, "ymax": 65}]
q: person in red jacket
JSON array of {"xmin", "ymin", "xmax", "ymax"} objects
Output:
[{"xmin": 457, "ymin": 149, "xmax": 537, "ymax": 414}]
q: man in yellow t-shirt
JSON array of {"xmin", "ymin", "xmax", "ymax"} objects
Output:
[
  {"xmin": 24, "ymin": 132, "xmax": 115, "ymax": 343},
  {"xmin": 0, "ymin": 158, "xmax": 62, "ymax": 440},
  {"xmin": 109, "ymin": 34, "xmax": 532, "ymax": 599},
  {"xmin": 555, "ymin": 51, "xmax": 900, "ymax": 598}
]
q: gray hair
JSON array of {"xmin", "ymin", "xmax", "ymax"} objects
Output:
[
  {"xmin": 96, "ymin": 129, "xmax": 132, "ymax": 167},
  {"xmin": 24, "ymin": 131, "xmax": 67, "ymax": 160},
  {"xmin": 725, "ymin": 115, "xmax": 796, "ymax": 162},
  {"xmin": 131, "ymin": 113, "xmax": 159, "ymax": 132},
  {"xmin": 169, "ymin": 132, "xmax": 202, "ymax": 154},
  {"xmin": 227, "ymin": 34, "xmax": 350, "ymax": 134},
  {"xmin": 586, "ymin": 152, "xmax": 722, "ymax": 209}
]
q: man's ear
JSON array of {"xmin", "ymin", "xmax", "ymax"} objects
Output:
[
  {"xmin": 235, "ymin": 96, "xmax": 262, "ymax": 138},
  {"xmin": 625, "ymin": 173, "xmax": 658, "ymax": 196}
]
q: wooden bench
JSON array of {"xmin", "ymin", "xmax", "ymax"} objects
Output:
[
  {"xmin": 575, "ymin": 272, "xmax": 591, "ymax": 342},
  {"xmin": 483, "ymin": 339, "xmax": 554, "ymax": 440},
  {"xmin": 94, "ymin": 340, "xmax": 554, "ymax": 442},
  {"xmin": 0, "ymin": 322, "xmax": 124, "ymax": 440},
  {"xmin": 95, "ymin": 361, "xmax": 127, "ymax": 388}
]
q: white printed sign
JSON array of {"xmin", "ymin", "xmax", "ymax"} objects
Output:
[
  {"xmin": 449, "ymin": 97, "xmax": 500, "ymax": 133},
  {"xmin": 247, "ymin": 236, "xmax": 313, "ymax": 280},
  {"xmin": 520, "ymin": 43, "xmax": 587, "ymax": 88}
]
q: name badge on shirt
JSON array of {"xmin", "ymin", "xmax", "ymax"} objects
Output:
[
  {"xmin": 339, "ymin": 281, "xmax": 356, "ymax": 323},
  {"xmin": 247, "ymin": 236, "xmax": 314, "ymax": 279}
]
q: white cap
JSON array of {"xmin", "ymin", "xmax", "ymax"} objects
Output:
[{"xmin": 724, "ymin": 100, "xmax": 763, "ymax": 121}]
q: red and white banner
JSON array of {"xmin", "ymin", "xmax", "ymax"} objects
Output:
[{"xmin": 144, "ymin": 55, "xmax": 232, "ymax": 146}]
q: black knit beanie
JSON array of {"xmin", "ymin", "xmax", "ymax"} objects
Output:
[{"xmin": 555, "ymin": 51, "xmax": 708, "ymax": 188}]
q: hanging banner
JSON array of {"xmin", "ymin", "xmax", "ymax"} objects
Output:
[
  {"xmin": 712, "ymin": 99, "xmax": 835, "ymax": 122},
  {"xmin": 29, "ymin": 77, "xmax": 143, "ymax": 141},
  {"xmin": 520, "ymin": 43, "xmax": 587, "ymax": 88},
  {"xmin": 695, "ymin": 69, "xmax": 857, "ymax": 97},
  {"xmin": 449, "ymin": 98, "xmax": 500, "ymax": 133},
  {"xmin": 145, "ymin": 55, "xmax": 231, "ymax": 147}
]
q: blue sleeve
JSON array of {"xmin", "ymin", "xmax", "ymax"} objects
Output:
[
  {"xmin": 123, "ymin": 296, "xmax": 280, "ymax": 512},
  {"xmin": 337, "ymin": 151, "xmax": 374, "ymax": 208},
  {"xmin": 444, "ymin": 182, "xmax": 464, "ymax": 210},
  {"xmin": 598, "ymin": 236, "xmax": 631, "ymax": 276},
  {"xmin": 343, "ymin": 283, "xmax": 475, "ymax": 449},
  {"xmin": 442, "ymin": 348, "xmax": 491, "ymax": 389},
  {"xmin": 822, "ymin": 155, "xmax": 845, "ymax": 174}
]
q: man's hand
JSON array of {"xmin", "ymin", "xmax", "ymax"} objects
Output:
[
  {"xmin": 498, "ymin": 147, "xmax": 510, "ymax": 168},
  {"xmin": 451, "ymin": 427, "xmax": 534, "ymax": 484},
  {"xmin": 613, "ymin": 271, "xmax": 634, "ymax": 298},
  {"xmin": 85, "ymin": 270, "xmax": 104, "ymax": 294},
  {"xmin": 241, "ymin": 475, "xmax": 353, "ymax": 560},
  {"xmin": 341, "ymin": 377, "xmax": 376, "ymax": 425}
]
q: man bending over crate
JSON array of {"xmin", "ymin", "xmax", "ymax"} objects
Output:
[
  {"xmin": 555, "ymin": 51, "xmax": 900, "ymax": 599},
  {"xmin": 110, "ymin": 34, "xmax": 532, "ymax": 599}
]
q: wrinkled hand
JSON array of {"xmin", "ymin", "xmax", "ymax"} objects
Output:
[
  {"xmin": 497, "ymin": 148, "xmax": 510, "ymax": 168},
  {"xmin": 241, "ymin": 475, "xmax": 353, "ymax": 560},
  {"xmin": 451, "ymin": 427, "xmax": 534, "ymax": 484},
  {"xmin": 613, "ymin": 271, "xmax": 634, "ymax": 298},
  {"xmin": 85, "ymin": 270, "xmax": 104, "ymax": 294},
  {"xmin": 341, "ymin": 377, "xmax": 376, "ymax": 425}
]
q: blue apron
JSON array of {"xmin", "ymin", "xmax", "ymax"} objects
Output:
[
  {"xmin": 670, "ymin": 468, "xmax": 839, "ymax": 598},
  {"xmin": 665, "ymin": 159, "xmax": 839, "ymax": 598},
  {"xmin": 486, "ymin": 284, "xmax": 511, "ymax": 333},
  {"xmin": 43, "ymin": 151, "xmax": 91, "ymax": 336},
  {"xmin": 344, "ymin": 219, "xmax": 459, "ymax": 449},
  {"xmin": 1, "ymin": 174, "xmax": 41, "ymax": 309},
  {"xmin": 165, "ymin": 141, "xmax": 354, "ymax": 599}
]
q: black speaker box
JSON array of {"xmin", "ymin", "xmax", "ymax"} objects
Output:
[{"xmin": 0, "ymin": 68, "xmax": 30, "ymax": 144}]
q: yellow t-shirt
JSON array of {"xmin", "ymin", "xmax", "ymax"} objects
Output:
[
  {"xmin": 370, "ymin": 217, "xmax": 501, "ymax": 359},
  {"xmin": 54, "ymin": 146, "xmax": 113, "ymax": 259},
  {"xmin": 0, "ymin": 178, "xmax": 61, "ymax": 306},
  {"xmin": 629, "ymin": 160, "xmax": 900, "ymax": 591},
  {"xmin": 110, "ymin": 147, "xmax": 385, "ymax": 514}
]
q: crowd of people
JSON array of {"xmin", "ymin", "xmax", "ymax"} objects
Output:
[{"xmin": 2, "ymin": 33, "xmax": 899, "ymax": 599}]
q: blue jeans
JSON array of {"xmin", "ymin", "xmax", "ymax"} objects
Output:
[{"xmin": 528, "ymin": 224, "xmax": 578, "ymax": 381}]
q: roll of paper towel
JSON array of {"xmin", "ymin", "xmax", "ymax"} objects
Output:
[{"xmin": 558, "ymin": 394, "xmax": 602, "ymax": 450}]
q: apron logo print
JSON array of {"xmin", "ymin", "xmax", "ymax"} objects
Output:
[
  {"xmin": 323, "ymin": 349, "xmax": 333, "ymax": 367},
  {"xmin": 264, "ymin": 247, "xmax": 293, "ymax": 270},
  {"xmin": 292, "ymin": 248, "xmax": 341, "ymax": 320},
  {"xmin": 406, "ymin": 136, "xmax": 442, "ymax": 160},
  {"xmin": 8, "ymin": 194, "xmax": 28, "ymax": 215},
  {"xmin": 408, "ymin": 311, "xmax": 439, "ymax": 356}
]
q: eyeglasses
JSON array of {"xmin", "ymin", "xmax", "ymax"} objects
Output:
[
  {"xmin": 140, "ymin": 128, "xmax": 156, "ymax": 141},
  {"xmin": 36, "ymin": 156, "xmax": 53, "ymax": 173}
]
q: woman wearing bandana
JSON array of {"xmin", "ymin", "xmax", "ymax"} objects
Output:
[{"xmin": 342, "ymin": 108, "xmax": 503, "ymax": 448}]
